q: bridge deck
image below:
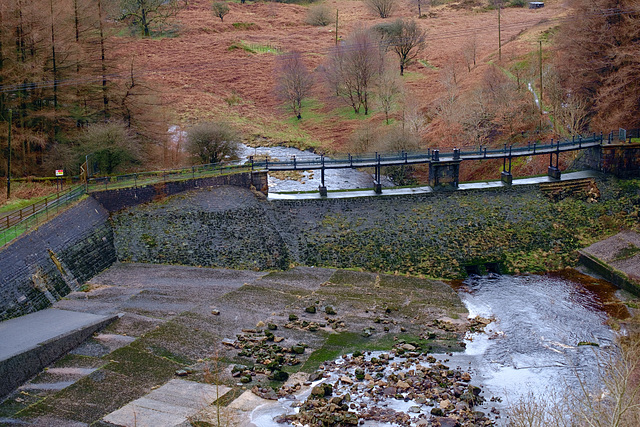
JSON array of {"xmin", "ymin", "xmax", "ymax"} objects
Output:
[
  {"xmin": 267, "ymin": 171, "xmax": 604, "ymax": 200},
  {"xmin": 257, "ymin": 137, "xmax": 602, "ymax": 172}
]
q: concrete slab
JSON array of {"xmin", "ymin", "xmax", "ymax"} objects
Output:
[
  {"xmin": 580, "ymin": 231, "xmax": 640, "ymax": 295},
  {"xmin": 0, "ymin": 308, "xmax": 117, "ymax": 398},
  {"xmin": 0, "ymin": 309, "xmax": 115, "ymax": 360},
  {"xmin": 103, "ymin": 379, "xmax": 231, "ymax": 427},
  {"xmin": 268, "ymin": 170, "xmax": 604, "ymax": 199}
]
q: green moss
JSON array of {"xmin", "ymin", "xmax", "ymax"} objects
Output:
[
  {"xmin": 18, "ymin": 344, "xmax": 181, "ymax": 424},
  {"xmin": 613, "ymin": 244, "xmax": 640, "ymax": 261}
]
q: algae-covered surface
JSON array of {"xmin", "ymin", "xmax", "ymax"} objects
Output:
[
  {"xmin": 112, "ymin": 178, "xmax": 640, "ymax": 279},
  {"xmin": 0, "ymin": 264, "xmax": 467, "ymax": 425}
]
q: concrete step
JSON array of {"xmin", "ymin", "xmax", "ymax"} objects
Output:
[{"xmin": 0, "ymin": 308, "xmax": 118, "ymax": 398}]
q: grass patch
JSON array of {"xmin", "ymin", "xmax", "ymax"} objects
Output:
[
  {"xmin": 401, "ymin": 71, "xmax": 426, "ymax": 82},
  {"xmin": 418, "ymin": 59, "xmax": 438, "ymax": 70},
  {"xmin": 232, "ymin": 22, "xmax": 257, "ymax": 30},
  {"xmin": 613, "ymin": 244, "xmax": 640, "ymax": 262},
  {"xmin": 301, "ymin": 331, "xmax": 369, "ymax": 372}
]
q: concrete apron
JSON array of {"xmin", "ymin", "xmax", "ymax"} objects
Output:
[{"xmin": 0, "ymin": 308, "xmax": 118, "ymax": 399}]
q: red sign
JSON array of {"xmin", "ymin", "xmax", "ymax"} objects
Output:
[{"xmin": 55, "ymin": 169, "xmax": 64, "ymax": 177}]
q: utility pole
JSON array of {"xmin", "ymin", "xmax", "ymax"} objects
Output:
[
  {"xmin": 498, "ymin": 5, "xmax": 501, "ymax": 61},
  {"xmin": 539, "ymin": 40, "xmax": 543, "ymax": 99},
  {"xmin": 335, "ymin": 10, "xmax": 339, "ymax": 46},
  {"xmin": 7, "ymin": 109, "xmax": 11, "ymax": 199},
  {"xmin": 539, "ymin": 40, "xmax": 543, "ymax": 131}
]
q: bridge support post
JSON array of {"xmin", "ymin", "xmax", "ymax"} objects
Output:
[
  {"xmin": 319, "ymin": 156, "xmax": 327, "ymax": 197},
  {"xmin": 429, "ymin": 160, "xmax": 460, "ymax": 190},
  {"xmin": 373, "ymin": 153, "xmax": 382, "ymax": 194},
  {"xmin": 548, "ymin": 152, "xmax": 561, "ymax": 179},
  {"xmin": 501, "ymin": 147, "xmax": 513, "ymax": 185}
]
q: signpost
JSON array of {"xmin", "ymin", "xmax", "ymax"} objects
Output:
[{"xmin": 56, "ymin": 169, "xmax": 64, "ymax": 192}]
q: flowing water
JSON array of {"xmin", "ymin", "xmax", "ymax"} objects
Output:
[
  {"xmin": 236, "ymin": 144, "xmax": 394, "ymax": 192},
  {"xmin": 249, "ymin": 271, "xmax": 627, "ymax": 426}
]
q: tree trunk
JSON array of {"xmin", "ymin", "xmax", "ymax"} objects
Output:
[
  {"xmin": 49, "ymin": 0, "xmax": 58, "ymax": 109},
  {"xmin": 98, "ymin": 0, "xmax": 108, "ymax": 118},
  {"xmin": 142, "ymin": 8, "xmax": 150, "ymax": 37}
]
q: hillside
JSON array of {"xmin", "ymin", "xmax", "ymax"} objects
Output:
[{"xmin": 1, "ymin": 0, "xmax": 636, "ymax": 184}]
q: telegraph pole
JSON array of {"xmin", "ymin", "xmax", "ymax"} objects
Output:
[
  {"xmin": 335, "ymin": 10, "xmax": 339, "ymax": 45},
  {"xmin": 539, "ymin": 40, "xmax": 543, "ymax": 99},
  {"xmin": 6, "ymin": 109, "xmax": 11, "ymax": 199},
  {"xmin": 498, "ymin": 5, "xmax": 502, "ymax": 61}
]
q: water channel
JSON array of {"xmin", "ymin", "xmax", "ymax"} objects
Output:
[{"xmin": 249, "ymin": 270, "xmax": 628, "ymax": 426}]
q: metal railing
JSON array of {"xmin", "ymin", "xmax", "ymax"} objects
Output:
[
  {"xmin": 0, "ymin": 161, "xmax": 253, "ymax": 247},
  {"xmin": 86, "ymin": 162, "xmax": 252, "ymax": 192},
  {"xmin": 0, "ymin": 128, "xmax": 636, "ymax": 248},
  {"xmin": 251, "ymin": 132, "xmax": 605, "ymax": 170},
  {"xmin": 0, "ymin": 185, "xmax": 86, "ymax": 247}
]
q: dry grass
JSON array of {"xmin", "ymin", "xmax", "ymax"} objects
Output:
[
  {"xmin": 0, "ymin": 180, "xmax": 62, "ymax": 211},
  {"xmin": 114, "ymin": 0, "xmax": 568, "ymax": 180}
]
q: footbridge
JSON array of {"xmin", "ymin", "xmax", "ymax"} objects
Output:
[{"xmin": 250, "ymin": 132, "xmax": 624, "ymax": 194}]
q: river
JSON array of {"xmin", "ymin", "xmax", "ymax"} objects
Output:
[
  {"xmin": 249, "ymin": 270, "xmax": 627, "ymax": 426},
  {"xmin": 236, "ymin": 144, "xmax": 394, "ymax": 192}
]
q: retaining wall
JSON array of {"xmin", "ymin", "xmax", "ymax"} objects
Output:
[
  {"xmin": 92, "ymin": 171, "xmax": 268, "ymax": 212},
  {"xmin": 0, "ymin": 172, "xmax": 268, "ymax": 321},
  {"xmin": 0, "ymin": 197, "xmax": 116, "ymax": 321},
  {"xmin": 112, "ymin": 177, "xmax": 639, "ymax": 279}
]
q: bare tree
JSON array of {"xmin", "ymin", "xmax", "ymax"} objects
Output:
[
  {"xmin": 305, "ymin": 5, "xmax": 333, "ymax": 27},
  {"xmin": 119, "ymin": 0, "xmax": 181, "ymax": 37},
  {"xmin": 276, "ymin": 51, "xmax": 313, "ymax": 119},
  {"xmin": 462, "ymin": 34, "xmax": 477, "ymax": 73},
  {"xmin": 211, "ymin": 2, "xmax": 229, "ymax": 22},
  {"xmin": 376, "ymin": 66, "xmax": 403, "ymax": 124},
  {"xmin": 401, "ymin": 94, "xmax": 427, "ymax": 138},
  {"xmin": 547, "ymin": 68, "xmax": 589, "ymax": 136},
  {"xmin": 348, "ymin": 124, "xmax": 379, "ymax": 153},
  {"xmin": 325, "ymin": 27, "xmax": 382, "ymax": 115},
  {"xmin": 374, "ymin": 19, "xmax": 426, "ymax": 75},
  {"xmin": 365, "ymin": 0, "xmax": 395, "ymax": 18}
]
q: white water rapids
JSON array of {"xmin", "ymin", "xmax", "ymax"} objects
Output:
[{"xmin": 249, "ymin": 273, "xmax": 620, "ymax": 427}]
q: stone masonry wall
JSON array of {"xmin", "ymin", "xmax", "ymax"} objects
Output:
[
  {"xmin": 112, "ymin": 186, "xmax": 290, "ymax": 271},
  {"xmin": 92, "ymin": 171, "xmax": 268, "ymax": 212},
  {"xmin": 111, "ymin": 177, "xmax": 640, "ymax": 279},
  {"xmin": 0, "ymin": 197, "xmax": 116, "ymax": 321}
]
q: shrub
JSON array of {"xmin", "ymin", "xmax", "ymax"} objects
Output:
[
  {"xmin": 186, "ymin": 121, "xmax": 240, "ymax": 164},
  {"xmin": 305, "ymin": 5, "xmax": 334, "ymax": 26}
]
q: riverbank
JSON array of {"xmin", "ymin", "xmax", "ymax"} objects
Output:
[{"xmin": 1, "ymin": 263, "xmax": 632, "ymax": 426}]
